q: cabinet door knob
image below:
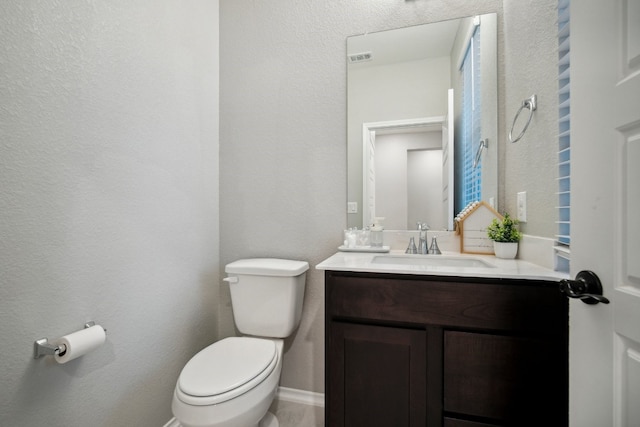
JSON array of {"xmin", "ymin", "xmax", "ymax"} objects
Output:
[{"xmin": 559, "ymin": 270, "xmax": 610, "ymax": 305}]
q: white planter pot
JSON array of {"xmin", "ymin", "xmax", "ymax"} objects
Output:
[{"xmin": 493, "ymin": 241, "xmax": 518, "ymax": 259}]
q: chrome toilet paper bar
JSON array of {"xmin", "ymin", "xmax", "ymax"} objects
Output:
[
  {"xmin": 33, "ymin": 321, "xmax": 105, "ymax": 359},
  {"xmin": 33, "ymin": 338, "xmax": 66, "ymax": 359}
]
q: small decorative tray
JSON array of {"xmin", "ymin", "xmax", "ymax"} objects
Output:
[{"xmin": 338, "ymin": 245, "xmax": 390, "ymax": 253}]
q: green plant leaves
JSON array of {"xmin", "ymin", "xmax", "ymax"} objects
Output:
[{"xmin": 486, "ymin": 213, "xmax": 522, "ymax": 242}]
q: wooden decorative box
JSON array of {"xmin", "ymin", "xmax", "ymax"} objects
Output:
[{"xmin": 455, "ymin": 201, "xmax": 503, "ymax": 254}]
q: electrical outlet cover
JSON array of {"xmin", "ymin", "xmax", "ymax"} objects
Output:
[{"xmin": 517, "ymin": 191, "xmax": 527, "ymax": 222}]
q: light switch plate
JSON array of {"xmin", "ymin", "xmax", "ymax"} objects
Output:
[
  {"xmin": 517, "ymin": 191, "xmax": 527, "ymax": 222},
  {"xmin": 347, "ymin": 202, "xmax": 358, "ymax": 214}
]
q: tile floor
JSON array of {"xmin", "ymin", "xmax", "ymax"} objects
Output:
[{"xmin": 269, "ymin": 400, "xmax": 324, "ymax": 427}]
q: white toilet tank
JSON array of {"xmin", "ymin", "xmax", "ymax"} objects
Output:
[{"xmin": 225, "ymin": 258, "xmax": 309, "ymax": 338}]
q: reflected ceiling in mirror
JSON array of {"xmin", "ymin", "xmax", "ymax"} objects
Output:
[{"xmin": 347, "ymin": 14, "xmax": 498, "ymax": 231}]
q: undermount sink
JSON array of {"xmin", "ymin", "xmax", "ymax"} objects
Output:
[{"xmin": 371, "ymin": 255, "xmax": 495, "ymax": 268}]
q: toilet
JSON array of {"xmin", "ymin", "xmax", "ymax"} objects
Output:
[{"xmin": 171, "ymin": 258, "xmax": 309, "ymax": 427}]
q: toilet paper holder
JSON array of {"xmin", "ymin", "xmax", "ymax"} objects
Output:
[{"xmin": 33, "ymin": 321, "xmax": 106, "ymax": 359}]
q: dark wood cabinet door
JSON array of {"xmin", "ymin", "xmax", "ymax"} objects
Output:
[
  {"xmin": 327, "ymin": 322, "xmax": 427, "ymax": 427},
  {"xmin": 444, "ymin": 331, "xmax": 567, "ymax": 426}
]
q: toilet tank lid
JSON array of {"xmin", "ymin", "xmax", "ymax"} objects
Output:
[{"xmin": 225, "ymin": 258, "xmax": 309, "ymax": 276}]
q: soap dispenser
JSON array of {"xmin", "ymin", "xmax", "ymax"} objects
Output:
[{"xmin": 370, "ymin": 217, "xmax": 385, "ymax": 247}]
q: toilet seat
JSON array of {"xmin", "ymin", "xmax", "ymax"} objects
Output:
[{"xmin": 176, "ymin": 337, "xmax": 278, "ymax": 406}]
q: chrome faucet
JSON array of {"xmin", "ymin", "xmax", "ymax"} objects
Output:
[{"xmin": 417, "ymin": 222, "xmax": 430, "ymax": 254}]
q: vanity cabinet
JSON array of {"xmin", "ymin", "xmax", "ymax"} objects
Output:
[{"xmin": 325, "ymin": 271, "xmax": 568, "ymax": 427}]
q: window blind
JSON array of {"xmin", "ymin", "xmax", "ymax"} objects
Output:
[
  {"xmin": 556, "ymin": 0, "xmax": 571, "ymax": 271},
  {"xmin": 460, "ymin": 24, "xmax": 482, "ymax": 208}
]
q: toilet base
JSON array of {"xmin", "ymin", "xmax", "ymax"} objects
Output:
[{"xmin": 258, "ymin": 412, "xmax": 279, "ymax": 427}]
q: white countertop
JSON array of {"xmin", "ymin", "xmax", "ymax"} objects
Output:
[{"xmin": 316, "ymin": 251, "xmax": 569, "ymax": 281}]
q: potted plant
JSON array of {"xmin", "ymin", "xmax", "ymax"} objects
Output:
[{"xmin": 486, "ymin": 213, "xmax": 522, "ymax": 259}]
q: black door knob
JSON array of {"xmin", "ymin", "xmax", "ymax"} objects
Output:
[{"xmin": 559, "ymin": 270, "xmax": 610, "ymax": 305}]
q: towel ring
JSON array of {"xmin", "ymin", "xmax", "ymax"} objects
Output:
[{"xmin": 509, "ymin": 95, "xmax": 537, "ymax": 143}]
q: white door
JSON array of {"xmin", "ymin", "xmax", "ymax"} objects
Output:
[{"xmin": 571, "ymin": 1, "xmax": 640, "ymax": 426}]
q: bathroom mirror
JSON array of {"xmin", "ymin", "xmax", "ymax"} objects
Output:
[{"xmin": 347, "ymin": 14, "xmax": 498, "ymax": 231}]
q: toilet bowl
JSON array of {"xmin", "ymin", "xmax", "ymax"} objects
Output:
[
  {"xmin": 171, "ymin": 258, "xmax": 309, "ymax": 427},
  {"xmin": 172, "ymin": 337, "xmax": 283, "ymax": 427}
]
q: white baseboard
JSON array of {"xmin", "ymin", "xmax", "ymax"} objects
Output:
[
  {"xmin": 276, "ymin": 386, "xmax": 325, "ymax": 408},
  {"xmin": 162, "ymin": 387, "xmax": 325, "ymax": 426}
]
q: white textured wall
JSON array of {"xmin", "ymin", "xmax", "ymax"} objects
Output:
[
  {"xmin": 0, "ymin": 1, "xmax": 219, "ymax": 426},
  {"xmin": 219, "ymin": 0, "xmax": 504, "ymax": 395},
  {"xmin": 503, "ymin": 0, "xmax": 559, "ymax": 237}
]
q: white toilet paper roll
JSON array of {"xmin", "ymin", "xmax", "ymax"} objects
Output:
[{"xmin": 54, "ymin": 325, "xmax": 106, "ymax": 364}]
